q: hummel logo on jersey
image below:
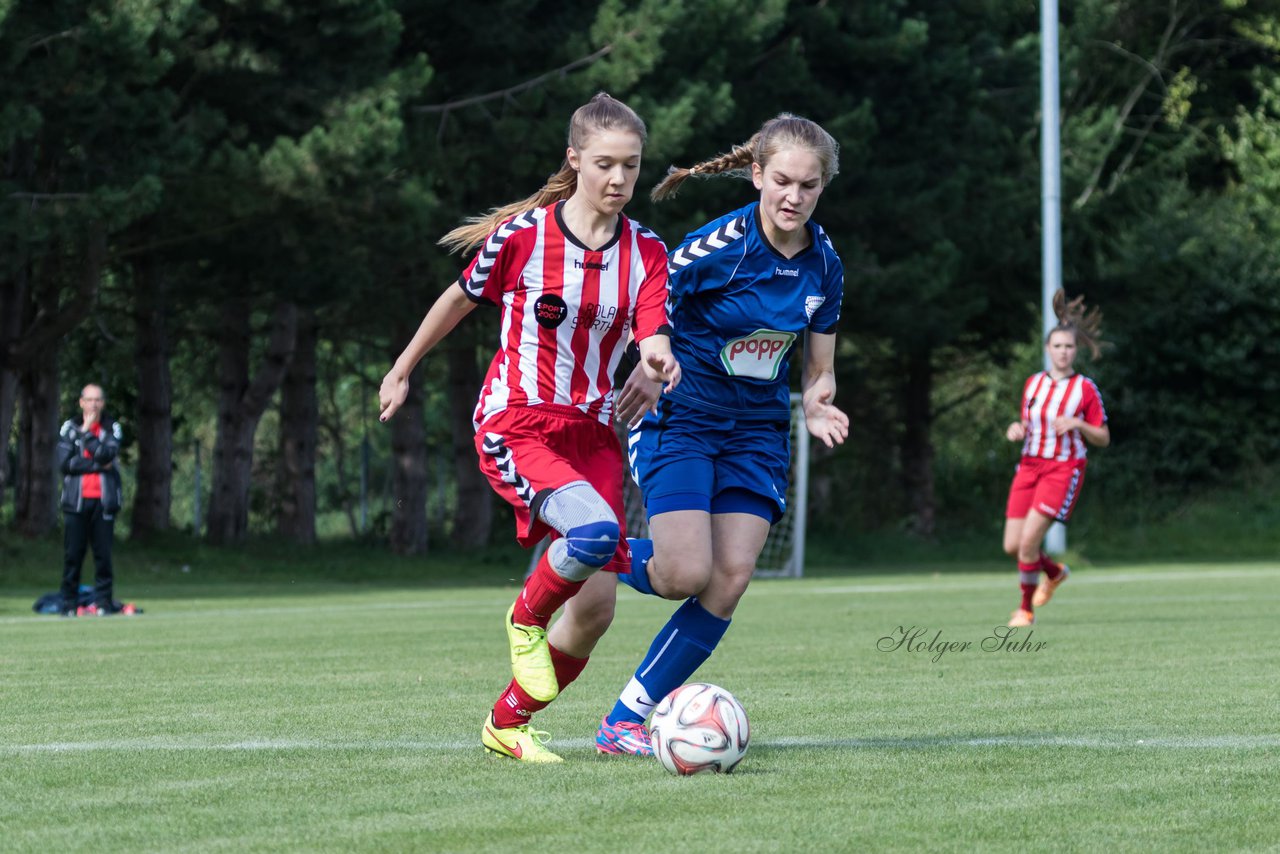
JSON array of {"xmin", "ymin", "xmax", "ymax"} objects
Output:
[
  {"xmin": 574, "ymin": 259, "xmax": 609, "ymax": 271},
  {"xmin": 805, "ymin": 295, "xmax": 826, "ymax": 320},
  {"xmin": 775, "ymin": 266, "xmax": 799, "ymax": 277}
]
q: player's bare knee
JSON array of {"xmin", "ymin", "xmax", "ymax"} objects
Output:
[
  {"xmin": 715, "ymin": 561, "xmax": 755, "ymax": 603},
  {"xmin": 660, "ymin": 573, "xmax": 707, "ymax": 600},
  {"xmin": 650, "ymin": 551, "xmax": 711, "ymax": 599}
]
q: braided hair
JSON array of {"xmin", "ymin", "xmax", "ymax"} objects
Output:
[{"xmin": 651, "ymin": 113, "xmax": 839, "ymax": 201}]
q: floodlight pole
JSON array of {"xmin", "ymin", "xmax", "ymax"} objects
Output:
[
  {"xmin": 789, "ymin": 393, "xmax": 809, "ymax": 577},
  {"xmin": 1042, "ymin": 0, "xmax": 1067, "ymax": 555},
  {"xmin": 193, "ymin": 439, "xmax": 203, "ymax": 535}
]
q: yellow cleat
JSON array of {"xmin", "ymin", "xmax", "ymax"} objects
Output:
[
  {"xmin": 482, "ymin": 717, "xmax": 563, "ymax": 764},
  {"xmin": 1008, "ymin": 608, "xmax": 1035, "ymax": 627},
  {"xmin": 1032, "ymin": 565, "xmax": 1070, "ymax": 607},
  {"xmin": 505, "ymin": 604, "xmax": 558, "ymax": 702}
]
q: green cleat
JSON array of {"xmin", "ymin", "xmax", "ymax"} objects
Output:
[
  {"xmin": 505, "ymin": 604, "xmax": 558, "ymax": 702},
  {"xmin": 483, "ymin": 716, "xmax": 563, "ymax": 764}
]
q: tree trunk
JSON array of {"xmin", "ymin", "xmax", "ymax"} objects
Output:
[
  {"xmin": 317, "ymin": 370, "xmax": 360, "ymax": 538},
  {"xmin": 0, "ymin": 274, "xmax": 24, "ymax": 514},
  {"xmin": 15, "ymin": 354, "xmax": 59, "ymax": 537},
  {"xmin": 388, "ymin": 321, "xmax": 428, "ymax": 556},
  {"xmin": 446, "ymin": 334, "xmax": 490, "ymax": 547},
  {"xmin": 0, "ymin": 368, "xmax": 15, "ymax": 514},
  {"xmin": 276, "ymin": 308, "xmax": 317, "ymax": 544},
  {"xmin": 130, "ymin": 257, "xmax": 174, "ymax": 539},
  {"xmin": 3, "ymin": 228, "xmax": 103, "ymax": 528},
  {"xmin": 900, "ymin": 350, "xmax": 936, "ymax": 539},
  {"xmin": 206, "ymin": 299, "xmax": 297, "ymax": 545}
]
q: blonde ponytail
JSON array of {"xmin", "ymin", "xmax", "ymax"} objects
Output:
[{"xmin": 438, "ymin": 92, "xmax": 647, "ymax": 254}]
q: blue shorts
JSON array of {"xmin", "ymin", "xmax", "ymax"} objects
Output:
[{"xmin": 629, "ymin": 397, "xmax": 791, "ymax": 524}]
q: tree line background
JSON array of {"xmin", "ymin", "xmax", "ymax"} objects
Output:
[{"xmin": 3, "ymin": 0, "xmax": 1279, "ymax": 557}]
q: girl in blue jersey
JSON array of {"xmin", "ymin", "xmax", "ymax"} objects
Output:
[{"xmin": 595, "ymin": 114, "xmax": 848, "ymax": 755}]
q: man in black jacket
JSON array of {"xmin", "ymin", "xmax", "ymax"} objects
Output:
[{"xmin": 57, "ymin": 383, "xmax": 125, "ymax": 616}]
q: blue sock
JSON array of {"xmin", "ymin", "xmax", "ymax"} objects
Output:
[
  {"xmin": 606, "ymin": 598, "xmax": 730, "ymax": 725},
  {"xmin": 615, "ymin": 537, "xmax": 656, "ymax": 596}
]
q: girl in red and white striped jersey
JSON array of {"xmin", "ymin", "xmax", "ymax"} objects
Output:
[
  {"xmin": 1003, "ymin": 290, "xmax": 1110, "ymax": 627},
  {"xmin": 378, "ymin": 93, "xmax": 680, "ymax": 763}
]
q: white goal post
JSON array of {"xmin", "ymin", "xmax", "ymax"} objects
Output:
[{"xmin": 527, "ymin": 393, "xmax": 809, "ymax": 578}]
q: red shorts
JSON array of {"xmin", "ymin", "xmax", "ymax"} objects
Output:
[
  {"xmin": 1005, "ymin": 457, "xmax": 1087, "ymax": 523},
  {"xmin": 475, "ymin": 404, "xmax": 629, "ymax": 571}
]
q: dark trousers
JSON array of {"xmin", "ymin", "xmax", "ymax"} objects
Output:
[{"xmin": 61, "ymin": 499, "xmax": 115, "ymax": 609}]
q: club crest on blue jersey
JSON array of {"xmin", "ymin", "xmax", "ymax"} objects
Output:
[{"xmin": 804, "ymin": 295, "xmax": 826, "ymax": 320}]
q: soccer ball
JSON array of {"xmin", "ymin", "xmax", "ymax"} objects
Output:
[{"xmin": 650, "ymin": 683, "xmax": 750, "ymax": 775}]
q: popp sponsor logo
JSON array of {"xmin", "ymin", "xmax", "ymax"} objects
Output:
[
  {"xmin": 719, "ymin": 329, "xmax": 796, "ymax": 381},
  {"xmin": 727, "ymin": 336, "xmax": 789, "ymax": 362}
]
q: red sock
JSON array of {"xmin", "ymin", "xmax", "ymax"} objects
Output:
[
  {"xmin": 1039, "ymin": 551, "xmax": 1063, "ymax": 581},
  {"xmin": 491, "ymin": 644, "xmax": 590, "ymax": 729},
  {"xmin": 1017, "ymin": 561, "xmax": 1039, "ymax": 612},
  {"xmin": 511, "ymin": 556, "xmax": 584, "ymax": 628},
  {"xmin": 549, "ymin": 644, "xmax": 590, "ymax": 689},
  {"xmin": 1020, "ymin": 584, "xmax": 1037, "ymax": 612}
]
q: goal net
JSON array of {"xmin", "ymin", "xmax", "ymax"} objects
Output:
[{"xmin": 527, "ymin": 393, "xmax": 809, "ymax": 578}]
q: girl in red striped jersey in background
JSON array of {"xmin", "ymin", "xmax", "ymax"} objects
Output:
[{"xmin": 1003, "ymin": 290, "xmax": 1109, "ymax": 627}]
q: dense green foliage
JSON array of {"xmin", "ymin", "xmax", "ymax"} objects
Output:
[{"xmin": 3, "ymin": 0, "xmax": 1279, "ymax": 545}]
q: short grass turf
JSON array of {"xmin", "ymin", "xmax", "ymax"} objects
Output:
[{"xmin": 2, "ymin": 561, "xmax": 1278, "ymax": 853}]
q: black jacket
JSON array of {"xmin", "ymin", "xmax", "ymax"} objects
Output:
[{"xmin": 58, "ymin": 417, "xmax": 123, "ymax": 513}]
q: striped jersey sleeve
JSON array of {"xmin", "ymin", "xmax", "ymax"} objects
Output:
[
  {"xmin": 630, "ymin": 224, "xmax": 672, "ymax": 342},
  {"xmin": 458, "ymin": 210, "xmax": 543, "ymax": 305}
]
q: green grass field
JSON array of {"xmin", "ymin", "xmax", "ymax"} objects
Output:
[{"xmin": 2, "ymin": 560, "xmax": 1278, "ymax": 852}]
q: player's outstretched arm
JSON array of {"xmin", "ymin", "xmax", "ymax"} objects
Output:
[
  {"xmin": 801, "ymin": 331, "xmax": 848, "ymax": 449},
  {"xmin": 380, "ymin": 282, "xmax": 478, "ymax": 422}
]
